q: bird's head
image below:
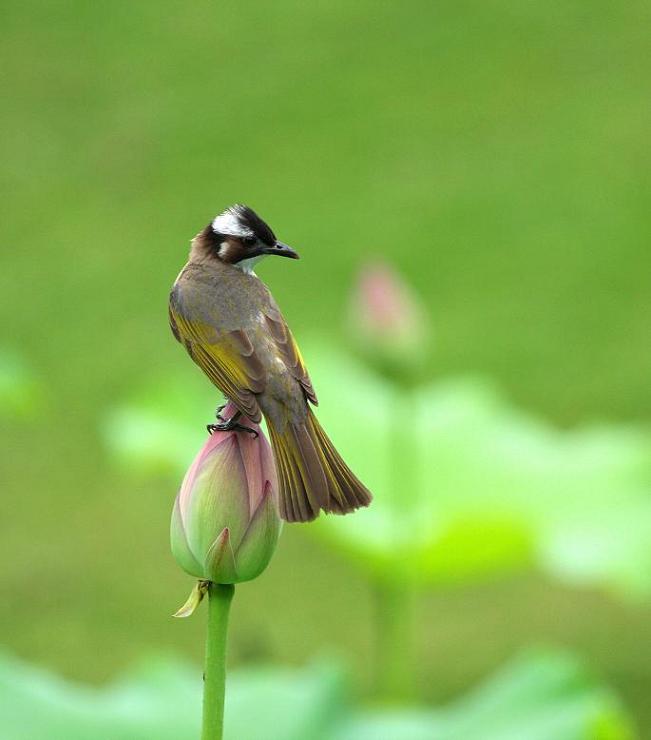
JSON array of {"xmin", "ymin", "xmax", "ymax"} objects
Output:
[{"xmin": 193, "ymin": 204, "xmax": 299, "ymax": 271}]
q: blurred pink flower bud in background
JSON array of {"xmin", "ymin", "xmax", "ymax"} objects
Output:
[
  {"xmin": 171, "ymin": 404, "xmax": 281, "ymax": 585},
  {"xmin": 349, "ymin": 261, "xmax": 430, "ymax": 378}
]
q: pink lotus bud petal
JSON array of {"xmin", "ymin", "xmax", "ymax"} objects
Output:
[
  {"xmin": 184, "ymin": 437, "xmax": 249, "ymax": 561},
  {"xmin": 171, "ymin": 411, "xmax": 281, "ymax": 584},
  {"xmin": 170, "ymin": 497, "xmax": 203, "ymax": 577},
  {"xmin": 235, "ymin": 482, "xmax": 281, "ymax": 581}
]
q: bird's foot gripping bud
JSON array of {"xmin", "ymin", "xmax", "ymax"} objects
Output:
[
  {"xmin": 207, "ymin": 409, "xmax": 259, "ymax": 437},
  {"xmin": 207, "ymin": 422, "xmax": 259, "ymax": 438}
]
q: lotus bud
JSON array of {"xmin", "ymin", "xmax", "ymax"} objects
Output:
[
  {"xmin": 171, "ymin": 404, "xmax": 281, "ymax": 586},
  {"xmin": 349, "ymin": 261, "xmax": 429, "ymax": 380}
]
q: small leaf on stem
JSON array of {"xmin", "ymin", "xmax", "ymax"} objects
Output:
[{"xmin": 173, "ymin": 579, "xmax": 210, "ymax": 618}]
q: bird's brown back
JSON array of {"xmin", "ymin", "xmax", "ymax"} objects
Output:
[{"xmin": 170, "ymin": 260, "xmax": 317, "ymax": 430}]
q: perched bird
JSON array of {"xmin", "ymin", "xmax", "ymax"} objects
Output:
[{"xmin": 169, "ymin": 204, "xmax": 372, "ymax": 522}]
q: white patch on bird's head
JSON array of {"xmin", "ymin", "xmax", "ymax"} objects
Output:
[
  {"xmin": 211, "ymin": 206, "xmax": 254, "ymax": 239},
  {"xmin": 211, "ymin": 206, "xmax": 257, "ymax": 266},
  {"xmin": 206, "ymin": 204, "xmax": 277, "ymax": 272}
]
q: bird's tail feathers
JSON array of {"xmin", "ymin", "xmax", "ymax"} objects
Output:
[{"xmin": 267, "ymin": 409, "xmax": 372, "ymax": 523}]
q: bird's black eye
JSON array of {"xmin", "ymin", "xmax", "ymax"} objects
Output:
[{"xmin": 243, "ymin": 235, "xmax": 256, "ymax": 246}]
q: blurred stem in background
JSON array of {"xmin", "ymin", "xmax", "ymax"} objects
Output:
[
  {"xmin": 376, "ymin": 390, "xmax": 419, "ymax": 702},
  {"xmin": 203, "ymin": 583, "xmax": 234, "ymax": 740},
  {"xmin": 375, "ymin": 580, "xmax": 416, "ymax": 702}
]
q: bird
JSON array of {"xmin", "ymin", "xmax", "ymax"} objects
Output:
[{"xmin": 169, "ymin": 204, "xmax": 372, "ymax": 522}]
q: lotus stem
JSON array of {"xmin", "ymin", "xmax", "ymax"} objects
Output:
[
  {"xmin": 375, "ymin": 580, "xmax": 416, "ymax": 702},
  {"xmin": 202, "ymin": 583, "xmax": 234, "ymax": 740}
]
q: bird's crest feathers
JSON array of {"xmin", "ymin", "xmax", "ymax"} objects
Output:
[{"xmin": 211, "ymin": 205, "xmax": 276, "ymax": 246}]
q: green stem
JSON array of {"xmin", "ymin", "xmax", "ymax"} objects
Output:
[
  {"xmin": 375, "ymin": 580, "xmax": 415, "ymax": 702},
  {"xmin": 202, "ymin": 583, "xmax": 234, "ymax": 740},
  {"xmin": 375, "ymin": 388, "xmax": 418, "ymax": 702}
]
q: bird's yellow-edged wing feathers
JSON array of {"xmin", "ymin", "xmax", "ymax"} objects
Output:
[
  {"xmin": 169, "ymin": 305, "xmax": 265, "ymax": 421},
  {"xmin": 263, "ymin": 297, "xmax": 318, "ymax": 405},
  {"xmin": 169, "ymin": 282, "xmax": 317, "ymax": 422}
]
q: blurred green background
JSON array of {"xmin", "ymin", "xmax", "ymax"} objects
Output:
[{"xmin": 2, "ymin": 0, "xmax": 650, "ymax": 736}]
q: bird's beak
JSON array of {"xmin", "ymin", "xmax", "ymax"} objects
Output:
[{"xmin": 262, "ymin": 241, "xmax": 300, "ymax": 259}]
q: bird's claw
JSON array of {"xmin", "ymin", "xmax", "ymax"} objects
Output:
[{"xmin": 207, "ymin": 421, "xmax": 258, "ymax": 438}]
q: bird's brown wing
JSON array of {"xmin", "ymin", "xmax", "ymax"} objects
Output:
[
  {"xmin": 169, "ymin": 274, "xmax": 317, "ymax": 421},
  {"xmin": 263, "ymin": 297, "xmax": 318, "ymax": 405},
  {"xmin": 169, "ymin": 299, "xmax": 266, "ymax": 422}
]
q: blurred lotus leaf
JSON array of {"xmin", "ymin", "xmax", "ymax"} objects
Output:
[
  {"xmin": 104, "ymin": 345, "xmax": 651, "ymax": 598},
  {"xmin": 334, "ymin": 650, "xmax": 635, "ymax": 740},
  {"xmin": 0, "ymin": 348, "xmax": 43, "ymax": 419},
  {"xmin": 0, "ymin": 649, "xmax": 633, "ymax": 739},
  {"xmin": 225, "ymin": 661, "xmax": 345, "ymax": 740},
  {"xmin": 0, "ymin": 652, "xmax": 344, "ymax": 740},
  {"xmin": 306, "ymin": 343, "xmax": 651, "ymax": 598},
  {"xmin": 103, "ymin": 373, "xmax": 216, "ymax": 476},
  {"xmin": 0, "ymin": 652, "xmax": 200, "ymax": 740}
]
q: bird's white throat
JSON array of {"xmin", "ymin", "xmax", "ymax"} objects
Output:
[{"xmin": 236, "ymin": 255, "xmax": 265, "ymax": 274}]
